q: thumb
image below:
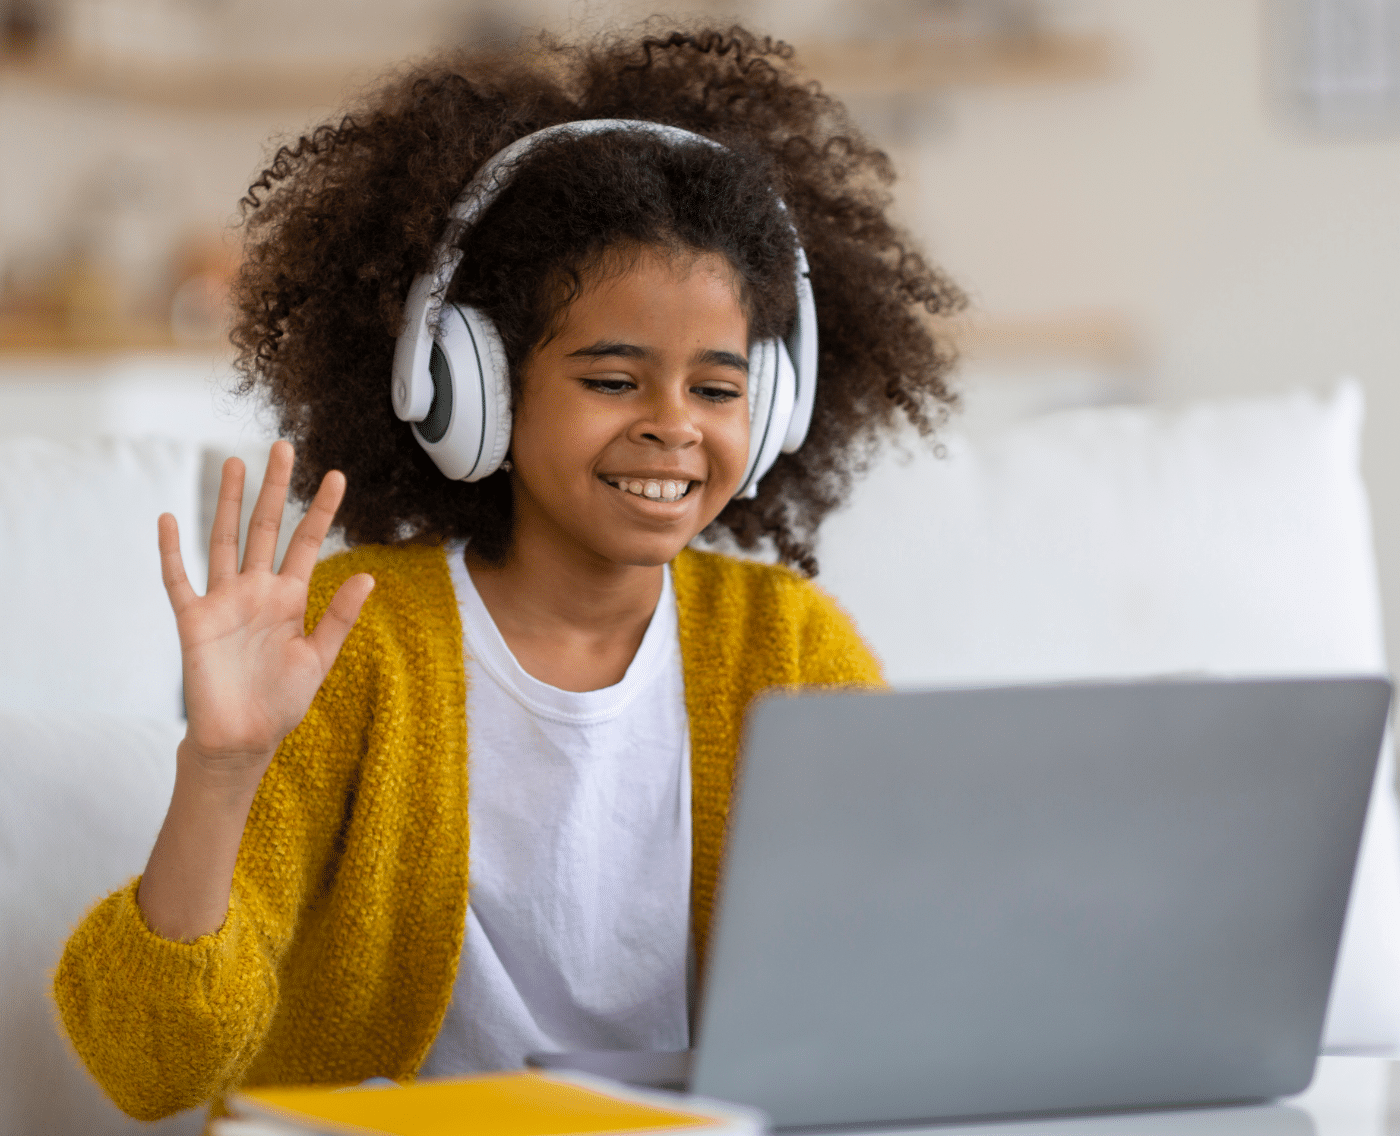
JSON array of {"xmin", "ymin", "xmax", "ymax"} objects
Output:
[{"xmin": 306, "ymin": 574, "xmax": 375, "ymax": 675}]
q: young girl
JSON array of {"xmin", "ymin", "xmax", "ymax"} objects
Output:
[{"xmin": 54, "ymin": 25, "xmax": 962, "ymax": 1123}]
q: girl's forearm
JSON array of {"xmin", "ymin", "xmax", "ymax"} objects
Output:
[{"xmin": 136, "ymin": 739, "xmax": 267, "ymax": 942}]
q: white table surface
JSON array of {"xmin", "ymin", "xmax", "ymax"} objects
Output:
[{"xmin": 864, "ymin": 1057, "xmax": 1396, "ymax": 1136}]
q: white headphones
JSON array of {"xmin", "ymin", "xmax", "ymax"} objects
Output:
[{"xmin": 391, "ymin": 119, "xmax": 819, "ymax": 499}]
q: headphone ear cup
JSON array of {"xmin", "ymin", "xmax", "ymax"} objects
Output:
[
  {"xmin": 410, "ymin": 303, "xmax": 512, "ymax": 482},
  {"xmin": 734, "ymin": 337, "xmax": 796, "ymax": 499}
]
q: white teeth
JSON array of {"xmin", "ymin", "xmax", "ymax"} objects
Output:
[{"xmin": 608, "ymin": 478, "xmax": 691, "ymax": 501}]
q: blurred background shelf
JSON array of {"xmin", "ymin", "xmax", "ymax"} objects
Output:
[
  {"xmin": 0, "ymin": 52, "xmax": 382, "ymax": 110},
  {"xmin": 796, "ymin": 31, "xmax": 1116, "ymax": 94},
  {"xmin": 0, "ymin": 31, "xmax": 1117, "ymax": 110},
  {"xmin": 0, "ymin": 313, "xmax": 180, "ymax": 355},
  {"xmin": 941, "ymin": 310, "xmax": 1140, "ymax": 369}
]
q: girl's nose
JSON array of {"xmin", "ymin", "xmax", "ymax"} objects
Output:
[{"xmin": 632, "ymin": 388, "xmax": 702, "ymax": 450}]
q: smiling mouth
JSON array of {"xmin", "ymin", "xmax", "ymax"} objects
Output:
[{"xmin": 602, "ymin": 476, "xmax": 697, "ymax": 502}]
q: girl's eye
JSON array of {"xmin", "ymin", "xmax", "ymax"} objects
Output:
[
  {"xmin": 693, "ymin": 385, "xmax": 742, "ymax": 403},
  {"xmin": 581, "ymin": 377, "xmax": 636, "ymax": 395}
]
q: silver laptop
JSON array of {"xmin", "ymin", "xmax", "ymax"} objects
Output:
[{"xmin": 530, "ymin": 676, "xmax": 1392, "ymax": 1129}]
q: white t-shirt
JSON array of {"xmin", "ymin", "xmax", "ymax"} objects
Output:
[{"xmin": 419, "ymin": 547, "xmax": 692, "ymax": 1076}]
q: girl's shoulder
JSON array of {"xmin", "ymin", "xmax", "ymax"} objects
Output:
[
  {"xmin": 672, "ymin": 547, "xmax": 883, "ymax": 687},
  {"xmin": 309, "ymin": 540, "xmax": 447, "ymax": 588},
  {"xmin": 305, "ymin": 542, "xmax": 458, "ymax": 647},
  {"xmin": 672, "ymin": 545, "xmax": 819, "ymax": 608}
]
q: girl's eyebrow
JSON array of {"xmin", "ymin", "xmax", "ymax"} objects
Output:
[
  {"xmin": 566, "ymin": 340, "xmax": 749, "ymax": 373},
  {"xmin": 699, "ymin": 348, "xmax": 750, "ymax": 374},
  {"xmin": 566, "ymin": 340, "xmax": 647, "ymax": 360}
]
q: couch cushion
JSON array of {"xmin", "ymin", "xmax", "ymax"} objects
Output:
[
  {"xmin": 0, "ymin": 437, "xmax": 205, "ymax": 719},
  {"xmin": 818, "ymin": 381, "xmax": 1383, "ymax": 686},
  {"xmin": 0, "ymin": 714, "xmax": 203, "ymax": 1134}
]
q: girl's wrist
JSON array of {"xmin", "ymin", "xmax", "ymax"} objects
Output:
[
  {"xmin": 139, "ymin": 739, "xmax": 267, "ymax": 942},
  {"xmin": 174, "ymin": 737, "xmax": 271, "ymax": 809}
]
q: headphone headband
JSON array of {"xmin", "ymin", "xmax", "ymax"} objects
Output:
[{"xmin": 392, "ymin": 119, "xmax": 819, "ymax": 496}]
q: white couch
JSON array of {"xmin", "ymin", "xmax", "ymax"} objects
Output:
[{"xmin": 1, "ymin": 374, "xmax": 1395, "ymax": 1135}]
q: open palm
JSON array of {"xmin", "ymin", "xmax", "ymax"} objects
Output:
[{"xmin": 158, "ymin": 441, "xmax": 374, "ymax": 786}]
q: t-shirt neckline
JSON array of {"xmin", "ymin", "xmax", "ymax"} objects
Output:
[{"xmin": 446, "ymin": 543, "xmax": 678, "ymax": 726}]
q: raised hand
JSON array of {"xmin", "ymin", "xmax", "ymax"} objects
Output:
[
  {"xmin": 139, "ymin": 442, "xmax": 372, "ymax": 941},
  {"xmin": 158, "ymin": 441, "xmax": 374, "ymax": 788}
]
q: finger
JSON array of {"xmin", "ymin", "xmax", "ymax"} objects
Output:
[
  {"xmin": 279, "ymin": 469, "xmax": 347, "ymax": 584},
  {"xmin": 306, "ymin": 573, "xmax": 375, "ymax": 676},
  {"xmin": 208, "ymin": 456, "xmax": 247, "ymax": 586},
  {"xmin": 242, "ymin": 440, "xmax": 295, "ymax": 573},
  {"xmin": 158, "ymin": 513, "xmax": 198, "ymax": 615}
]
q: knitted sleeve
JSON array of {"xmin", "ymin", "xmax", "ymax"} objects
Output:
[
  {"xmin": 51, "ymin": 552, "xmax": 386, "ymax": 1121},
  {"xmin": 672, "ymin": 546, "xmax": 884, "ymax": 692}
]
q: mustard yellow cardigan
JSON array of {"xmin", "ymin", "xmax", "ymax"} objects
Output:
[{"xmin": 53, "ymin": 543, "xmax": 881, "ymax": 1122}]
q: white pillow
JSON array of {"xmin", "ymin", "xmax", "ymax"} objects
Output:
[
  {"xmin": 0, "ymin": 437, "xmax": 205, "ymax": 719},
  {"xmin": 0, "ymin": 714, "xmax": 203, "ymax": 1135},
  {"xmin": 818, "ymin": 381, "xmax": 1384, "ymax": 686},
  {"xmin": 816, "ymin": 380, "xmax": 1400, "ymax": 1051}
]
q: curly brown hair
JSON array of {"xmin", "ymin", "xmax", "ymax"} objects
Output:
[{"xmin": 230, "ymin": 24, "xmax": 964, "ymax": 575}]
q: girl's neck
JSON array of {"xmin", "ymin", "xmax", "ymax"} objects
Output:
[{"xmin": 463, "ymin": 527, "xmax": 667, "ymax": 693}]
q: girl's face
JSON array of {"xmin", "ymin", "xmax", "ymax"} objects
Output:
[{"xmin": 508, "ymin": 247, "xmax": 751, "ymax": 570}]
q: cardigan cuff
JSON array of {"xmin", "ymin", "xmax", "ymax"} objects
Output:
[
  {"xmin": 101, "ymin": 876, "xmax": 236, "ymax": 976},
  {"xmin": 53, "ymin": 878, "xmax": 267, "ymax": 1121}
]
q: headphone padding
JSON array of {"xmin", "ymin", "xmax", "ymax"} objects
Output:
[
  {"xmin": 782, "ymin": 246, "xmax": 819, "ymax": 454},
  {"xmin": 469, "ymin": 305, "xmax": 513, "ymax": 480},
  {"xmin": 736, "ymin": 337, "xmax": 795, "ymax": 499}
]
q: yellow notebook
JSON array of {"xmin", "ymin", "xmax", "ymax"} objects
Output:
[{"xmin": 221, "ymin": 1070, "xmax": 766, "ymax": 1136}]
